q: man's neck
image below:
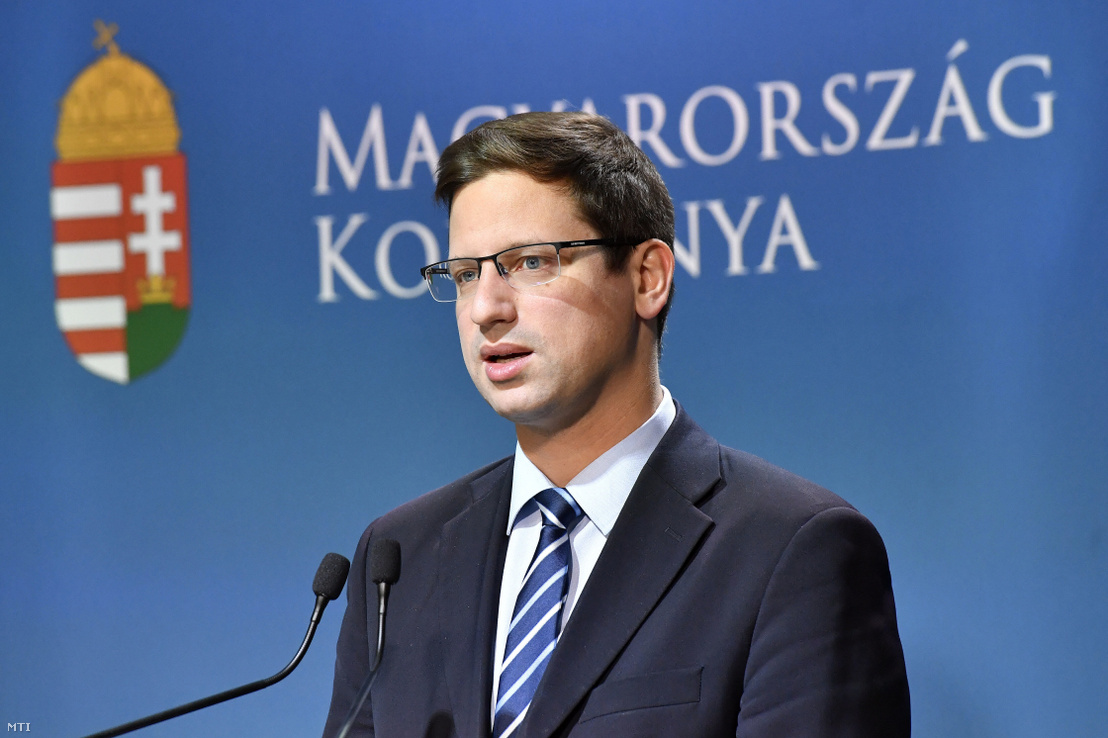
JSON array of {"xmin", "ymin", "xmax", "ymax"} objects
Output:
[{"xmin": 515, "ymin": 380, "xmax": 663, "ymax": 488}]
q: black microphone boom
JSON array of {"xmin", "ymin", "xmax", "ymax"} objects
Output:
[
  {"xmin": 334, "ymin": 538, "xmax": 401, "ymax": 738},
  {"xmin": 81, "ymin": 552, "xmax": 351, "ymax": 738},
  {"xmin": 367, "ymin": 538, "xmax": 401, "ymax": 672}
]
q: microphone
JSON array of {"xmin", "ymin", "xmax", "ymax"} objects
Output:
[
  {"xmin": 81, "ymin": 552, "xmax": 351, "ymax": 738},
  {"xmin": 334, "ymin": 538, "xmax": 401, "ymax": 738}
]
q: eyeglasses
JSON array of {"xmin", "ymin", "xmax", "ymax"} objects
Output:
[{"xmin": 419, "ymin": 238, "xmax": 631, "ymax": 303}]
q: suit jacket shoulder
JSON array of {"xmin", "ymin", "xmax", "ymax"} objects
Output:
[{"xmin": 375, "ymin": 455, "xmax": 513, "ymax": 533}]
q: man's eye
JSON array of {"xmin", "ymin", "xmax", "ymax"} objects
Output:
[
  {"xmin": 509, "ymin": 253, "xmax": 551, "ymax": 271},
  {"xmin": 453, "ymin": 269, "xmax": 479, "ymax": 284}
]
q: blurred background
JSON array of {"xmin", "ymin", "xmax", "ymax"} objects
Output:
[{"xmin": 1, "ymin": 1, "xmax": 1105, "ymax": 736}]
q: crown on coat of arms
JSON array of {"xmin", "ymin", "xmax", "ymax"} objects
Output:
[{"xmin": 137, "ymin": 275, "xmax": 176, "ymax": 304}]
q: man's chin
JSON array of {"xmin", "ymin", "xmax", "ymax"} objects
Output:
[
  {"xmin": 485, "ymin": 397, "xmax": 541, "ymax": 426},
  {"xmin": 481, "ymin": 386, "xmax": 552, "ymax": 427}
]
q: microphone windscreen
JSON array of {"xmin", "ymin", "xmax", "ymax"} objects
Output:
[
  {"xmin": 370, "ymin": 539, "xmax": 401, "ymax": 585},
  {"xmin": 313, "ymin": 552, "xmax": 352, "ymax": 601}
]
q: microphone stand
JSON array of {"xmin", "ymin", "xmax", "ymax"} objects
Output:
[
  {"xmin": 79, "ymin": 548, "xmax": 351, "ymax": 738},
  {"xmin": 82, "ymin": 594, "xmax": 330, "ymax": 738},
  {"xmin": 334, "ymin": 538, "xmax": 400, "ymax": 738},
  {"xmin": 334, "ymin": 580, "xmax": 390, "ymax": 738}
]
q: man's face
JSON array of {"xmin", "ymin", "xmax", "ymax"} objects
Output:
[{"xmin": 449, "ymin": 170, "xmax": 642, "ymax": 433}]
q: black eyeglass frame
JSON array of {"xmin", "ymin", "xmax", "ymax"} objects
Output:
[{"xmin": 419, "ymin": 238, "xmax": 635, "ymax": 302}]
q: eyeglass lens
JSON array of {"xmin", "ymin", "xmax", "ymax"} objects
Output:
[{"xmin": 427, "ymin": 243, "xmax": 562, "ymax": 302}]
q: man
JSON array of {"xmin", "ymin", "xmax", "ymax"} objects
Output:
[{"xmin": 324, "ymin": 112, "xmax": 910, "ymax": 737}]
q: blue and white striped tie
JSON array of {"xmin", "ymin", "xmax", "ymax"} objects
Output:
[{"xmin": 492, "ymin": 487, "xmax": 585, "ymax": 738}]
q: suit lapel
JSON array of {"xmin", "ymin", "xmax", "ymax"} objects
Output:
[
  {"xmin": 437, "ymin": 460, "xmax": 513, "ymax": 738},
  {"xmin": 521, "ymin": 407, "xmax": 722, "ymax": 738}
]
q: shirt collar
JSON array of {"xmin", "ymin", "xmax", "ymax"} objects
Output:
[{"xmin": 509, "ymin": 386, "xmax": 676, "ymax": 536}]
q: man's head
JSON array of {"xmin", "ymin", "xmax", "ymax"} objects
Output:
[
  {"xmin": 435, "ymin": 112, "xmax": 676, "ymax": 341},
  {"xmin": 432, "ymin": 113, "xmax": 675, "ymax": 441}
]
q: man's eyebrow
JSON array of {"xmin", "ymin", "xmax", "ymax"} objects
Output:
[
  {"xmin": 506, "ymin": 237, "xmax": 557, "ymax": 247},
  {"xmin": 450, "ymin": 238, "xmax": 557, "ymax": 257}
]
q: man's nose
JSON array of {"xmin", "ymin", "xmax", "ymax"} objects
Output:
[{"xmin": 466, "ymin": 263, "xmax": 517, "ymax": 325}]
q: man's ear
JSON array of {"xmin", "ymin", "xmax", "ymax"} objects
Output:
[{"xmin": 632, "ymin": 239, "xmax": 675, "ymax": 321}]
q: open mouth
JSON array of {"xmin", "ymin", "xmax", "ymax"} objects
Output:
[{"xmin": 488, "ymin": 351, "xmax": 530, "ymax": 363}]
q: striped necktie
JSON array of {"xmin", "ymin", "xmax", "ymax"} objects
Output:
[{"xmin": 493, "ymin": 487, "xmax": 585, "ymax": 738}]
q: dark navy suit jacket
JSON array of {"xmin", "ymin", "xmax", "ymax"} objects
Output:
[{"xmin": 323, "ymin": 407, "xmax": 910, "ymax": 737}]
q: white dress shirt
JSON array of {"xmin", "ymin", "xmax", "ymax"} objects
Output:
[{"xmin": 490, "ymin": 386, "xmax": 677, "ymax": 719}]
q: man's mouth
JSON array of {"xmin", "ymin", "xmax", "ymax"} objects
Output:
[
  {"xmin": 487, "ymin": 351, "xmax": 531, "ymax": 363},
  {"xmin": 480, "ymin": 343, "xmax": 533, "ymax": 362},
  {"xmin": 480, "ymin": 345, "xmax": 533, "ymax": 382}
]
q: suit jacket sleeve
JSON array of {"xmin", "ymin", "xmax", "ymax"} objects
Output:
[
  {"xmin": 735, "ymin": 506, "xmax": 910, "ymax": 737},
  {"xmin": 322, "ymin": 524, "xmax": 375, "ymax": 738}
]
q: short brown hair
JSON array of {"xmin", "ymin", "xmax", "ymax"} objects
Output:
[{"xmin": 435, "ymin": 111, "xmax": 676, "ymax": 343}]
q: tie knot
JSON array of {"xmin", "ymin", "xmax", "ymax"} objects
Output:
[{"xmin": 526, "ymin": 487, "xmax": 584, "ymax": 532}]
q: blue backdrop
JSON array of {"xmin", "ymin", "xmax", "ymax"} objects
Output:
[{"xmin": 2, "ymin": 1, "xmax": 1105, "ymax": 736}]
